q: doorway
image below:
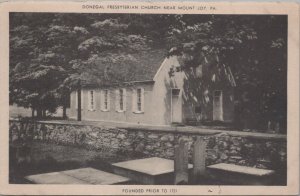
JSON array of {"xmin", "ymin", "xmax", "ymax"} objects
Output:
[
  {"xmin": 213, "ymin": 90, "xmax": 223, "ymax": 121},
  {"xmin": 171, "ymin": 88, "xmax": 182, "ymax": 123}
]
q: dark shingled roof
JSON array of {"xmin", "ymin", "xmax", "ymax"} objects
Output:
[
  {"xmin": 96, "ymin": 49, "xmax": 167, "ymax": 82},
  {"xmin": 82, "ymin": 48, "xmax": 169, "ymax": 88},
  {"xmin": 121, "ymin": 48, "xmax": 168, "ymax": 82}
]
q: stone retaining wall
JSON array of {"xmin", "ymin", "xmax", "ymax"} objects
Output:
[{"xmin": 9, "ymin": 120, "xmax": 287, "ymax": 171}]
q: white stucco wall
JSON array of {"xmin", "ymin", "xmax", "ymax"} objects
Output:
[{"xmin": 69, "ymin": 56, "xmax": 185, "ymax": 125}]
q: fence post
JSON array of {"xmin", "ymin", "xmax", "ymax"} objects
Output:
[
  {"xmin": 192, "ymin": 136, "xmax": 206, "ymax": 184},
  {"xmin": 174, "ymin": 139, "xmax": 189, "ymax": 185}
]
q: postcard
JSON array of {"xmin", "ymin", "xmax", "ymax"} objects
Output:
[{"xmin": 0, "ymin": 1, "xmax": 299, "ymax": 195}]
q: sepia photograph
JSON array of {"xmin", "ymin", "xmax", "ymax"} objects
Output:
[
  {"xmin": 1, "ymin": 1, "xmax": 299, "ymax": 195},
  {"xmin": 8, "ymin": 12, "xmax": 288, "ymax": 185}
]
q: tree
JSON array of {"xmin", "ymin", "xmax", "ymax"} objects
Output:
[
  {"xmin": 10, "ymin": 13, "xmax": 60, "ymax": 117},
  {"xmin": 10, "ymin": 13, "xmax": 150, "ymax": 118},
  {"xmin": 166, "ymin": 15, "xmax": 287, "ymax": 131}
]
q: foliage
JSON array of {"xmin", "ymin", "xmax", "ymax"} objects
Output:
[
  {"xmin": 166, "ymin": 15, "xmax": 287, "ymax": 131},
  {"xmin": 10, "ymin": 13, "xmax": 150, "ymax": 117}
]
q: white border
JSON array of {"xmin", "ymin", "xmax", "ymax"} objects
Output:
[{"xmin": 0, "ymin": 1, "xmax": 299, "ymax": 195}]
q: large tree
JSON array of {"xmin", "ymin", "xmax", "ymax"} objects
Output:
[
  {"xmin": 166, "ymin": 15, "xmax": 287, "ymax": 131},
  {"xmin": 10, "ymin": 13, "xmax": 150, "ymax": 118}
]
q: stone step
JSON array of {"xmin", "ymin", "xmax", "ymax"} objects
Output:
[
  {"xmin": 25, "ymin": 167, "xmax": 131, "ymax": 185},
  {"xmin": 206, "ymin": 163, "xmax": 275, "ymax": 185},
  {"xmin": 112, "ymin": 157, "xmax": 193, "ymax": 185}
]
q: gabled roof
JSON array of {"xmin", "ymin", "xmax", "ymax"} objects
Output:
[
  {"xmin": 106, "ymin": 48, "xmax": 168, "ymax": 82},
  {"xmin": 127, "ymin": 49, "xmax": 168, "ymax": 81},
  {"xmin": 81, "ymin": 48, "xmax": 168, "ymax": 88}
]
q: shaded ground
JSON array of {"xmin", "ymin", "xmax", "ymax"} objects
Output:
[
  {"xmin": 10, "ymin": 141, "xmax": 286, "ymax": 185},
  {"xmin": 9, "ymin": 141, "xmax": 147, "ymax": 184},
  {"xmin": 9, "ymin": 105, "xmax": 70, "ymax": 119}
]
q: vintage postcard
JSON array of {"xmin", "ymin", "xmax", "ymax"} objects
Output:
[{"xmin": 0, "ymin": 1, "xmax": 299, "ymax": 195}]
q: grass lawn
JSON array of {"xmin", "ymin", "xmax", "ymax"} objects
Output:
[{"xmin": 9, "ymin": 141, "xmax": 146, "ymax": 184}]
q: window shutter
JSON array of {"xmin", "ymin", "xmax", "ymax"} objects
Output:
[
  {"xmin": 75, "ymin": 91, "xmax": 78, "ymax": 109},
  {"xmin": 123, "ymin": 88, "xmax": 127, "ymax": 111},
  {"xmin": 115, "ymin": 89, "xmax": 119, "ymax": 111},
  {"xmin": 107, "ymin": 90, "xmax": 110, "ymax": 111},
  {"xmin": 88, "ymin": 91, "xmax": 91, "ymax": 110},
  {"xmin": 100, "ymin": 90, "xmax": 104, "ymax": 111},
  {"xmin": 93, "ymin": 91, "xmax": 96, "ymax": 110},
  {"xmin": 132, "ymin": 88, "xmax": 137, "ymax": 112},
  {"xmin": 141, "ymin": 88, "xmax": 145, "ymax": 112}
]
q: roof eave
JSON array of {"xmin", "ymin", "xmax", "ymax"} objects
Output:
[{"xmin": 82, "ymin": 80, "xmax": 155, "ymax": 89}]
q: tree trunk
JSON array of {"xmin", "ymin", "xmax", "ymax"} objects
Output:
[
  {"xmin": 31, "ymin": 108, "xmax": 35, "ymax": 119},
  {"xmin": 42, "ymin": 109, "xmax": 46, "ymax": 118},
  {"xmin": 63, "ymin": 105, "xmax": 67, "ymax": 119},
  {"xmin": 37, "ymin": 109, "xmax": 42, "ymax": 119}
]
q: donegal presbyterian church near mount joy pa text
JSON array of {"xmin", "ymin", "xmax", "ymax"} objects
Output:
[{"xmin": 69, "ymin": 48, "xmax": 237, "ymax": 126}]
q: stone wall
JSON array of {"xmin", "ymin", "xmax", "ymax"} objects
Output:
[{"xmin": 9, "ymin": 120, "xmax": 286, "ymax": 171}]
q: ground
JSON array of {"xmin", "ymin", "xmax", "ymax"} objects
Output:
[
  {"xmin": 9, "ymin": 105, "xmax": 70, "ymax": 119},
  {"xmin": 10, "ymin": 140, "xmax": 285, "ymax": 185},
  {"xmin": 9, "ymin": 141, "xmax": 147, "ymax": 184}
]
